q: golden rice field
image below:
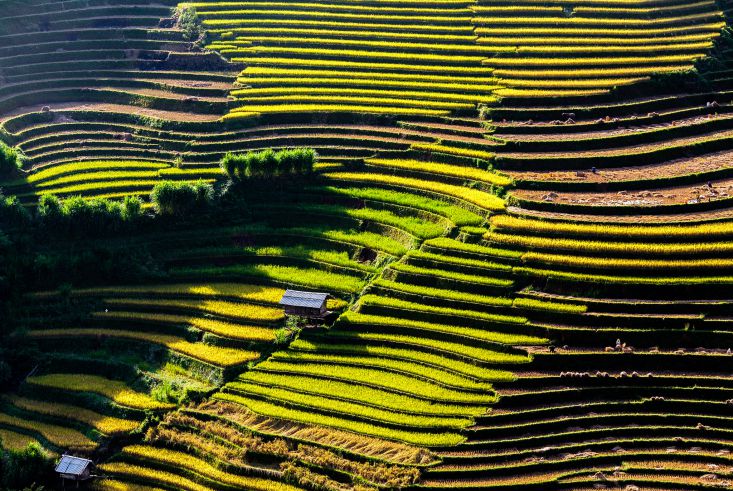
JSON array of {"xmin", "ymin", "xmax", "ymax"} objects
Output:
[{"xmin": 1, "ymin": 0, "xmax": 732, "ymax": 489}]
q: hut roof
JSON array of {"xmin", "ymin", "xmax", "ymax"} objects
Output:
[
  {"xmin": 279, "ymin": 290, "xmax": 329, "ymax": 309},
  {"xmin": 55, "ymin": 455, "xmax": 93, "ymax": 476}
]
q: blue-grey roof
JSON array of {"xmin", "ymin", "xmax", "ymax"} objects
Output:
[
  {"xmin": 55, "ymin": 455, "xmax": 92, "ymax": 475},
  {"xmin": 279, "ymin": 289, "xmax": 329, "ymax": 309}
]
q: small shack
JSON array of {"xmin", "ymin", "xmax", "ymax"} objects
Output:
[
  {"xmin": 279, "ymin": 289, "xmax": 330, "ymax": 319},
  {"xmin": 55, "ymin": 455, "xmax": 94, "ymax": 487}
]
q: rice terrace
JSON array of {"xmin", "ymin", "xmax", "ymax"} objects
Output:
[{"xmin": 2, "ymin": 0, "xmax": 733, "ymax": 489}]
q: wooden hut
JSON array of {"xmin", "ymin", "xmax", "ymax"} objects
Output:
[
  {"xmin": 55, "ymin": 455, "xmax": 93, "ymax": 487},
  {"xmin": 279, "ymin": 290, "xmax": 330, "ymax": 319}
]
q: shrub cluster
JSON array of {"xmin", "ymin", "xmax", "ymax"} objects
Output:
[
  {"xmin": 177, "ymin": 5, "xmax": 203, "ymax": 42},
  {"xmin": 0, "ymin": 141, "xmax": 20, "ymax": 175},
  {"xmin": 37, "ymin": 194, "xmax": 143, "ymax": 236},
  {"xmin": 0, "ymin": 193, "xmax": 30, "ymax": 229},
  {"xmin": 220, "ymin": 148, "xmax": 316, "ymax": 181},
  {"xmin": 150, "ymin": 180, "xmax": 214, "ymax": 216},
  {"xmin": 0, "ymin": 444, "xmax": 53, "ymax": 489}
]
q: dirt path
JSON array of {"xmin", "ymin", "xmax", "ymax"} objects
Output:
[
  {"xmin": 0, "ymin": 102, "xmax": 223, "ymax": 123},
  {"xmin": 507, "ymin": 149, "xmax": 733, "ymax": 184}
]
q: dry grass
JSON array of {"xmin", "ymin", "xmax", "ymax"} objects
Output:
[{"xmin": 195, "ymin": 401, "xmax": 437, "ymax": 465}]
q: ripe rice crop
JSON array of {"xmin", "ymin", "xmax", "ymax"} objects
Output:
[
  {"xmin": 186, "ymin": 245, "xmax": 375, "ymax": 273},
  {"xmin": 120, "ymin": 445, "xmax": 302, "ymax": 491},
  {"xmin": 372, "ymin": 278, "xmax": 514, "ymax": 307},
  {"xmin": 238, "ymin": 46, "xmax": 486, "ymax": 64},
  {"xmin": 204, "ymin": 18, "xmax": 474, "ymax": 31},
  {"xmin": 202, "ymin": 10, "xmax": 468, "ymax": 23},
  {"xmin": 266, "ymin": 349, "xmax": 494, "ymax": 390},
  {"xmin": 102, "ymin": 297, "xmax": 284, "ymax": 323},
  {"xmin": 575, "ymin": 1, "xmax": 719, "ymax": 15},
  {"xmin": 290, "ymin": 203, "xmax": 446, "ymax": 239},
  {"xmin": 0, "ymin": 428, "xmax": 42, "ymax": 452},
  {"xmin": 221, "ymin": 27, "xmax": 475, "ymax": 41},
  {"xmin": 223, "ymin": 104, "xmax": 449, "ymax": 118},
  {"xmin": 425, "ymin": 237, "xmax": 522, "ymax": 259},
  {"xmin": 407, "ymin": 249, "xmax": 512, "ymax": 272},
  {"xmin": 495, "ymin": 87, "xmax": 609, "ymax": 97},
  {"xmin": 26, "ymin": 374, "xmax": 173, "ymax": 410},
  {"xmin": 474, "ymin": 13, "xmax": 719, "ymax": 26},
  {"xmin": 487, "ymin": 55, "xmax": 705, "ymax": 67},
  {"xmin": 238, "ymin": 36, "xmax": 500, "ymax": 54},
  {"xmin": 237, "ymin": 225, "xmax": 407, "ymax": 256},
  {"xmin": 29, "ymin": 180, "xmax": 175, "ymax": 197},
  {"xmin": 472, "ymin": 5, "xmax": 564, "ymax": 13},
  {"xmin": 37, "ymin": 283, "xmax": 287, "ymax": 305},
  {"xmin": 479, "ymin": 38, "xmax": 714, "ymax": 49},
  {"xmin": 229, "ymin": 381, "xmax": 473, "ymax": 428},
  {"xmin": 240, "ymin": 66, "xmax": 497, "ymax": 84},
  {"xmin": 486, "ymin": 232, "xmax": 733, "ymax": 256},
  {"xmin": 214, "ymin": 392, "xmax": 465, "ymax": 446},
  {"xmin": 93, "ymin": 311, "xmax": 277, "ymax": 342},
  {"xmin": 195, "ymin": 400, "xmax": 434, "ymax": 465},
  {"xmin": 231, "ymin": 57, "xmax": 491, "ymax": 74},
  {"xmin": 365, "ymin": 158, "xmax": 511, "ymax": 186},
  {"xmin": 410, "ymin": 143, "xmax": 494, "ymax": 161},
  {"xmin": 92, "ymin": 479, "xmax": 166, "ymax": 491},
  {"xmin": 170, "ymin": 263, "xmax": 366, "ymax": 293},
  {"xmin": 99, "ymin": 462, "xmax": 233, "ymax": 491},
  {"xmin": 494, "ymin": 65, "xmax": 692, "ymax": 78},
  {"xmin": 476, "ymin": 23, "xmax": 726, "ymax": 37},
  {"xmin": 29, "ymin": 328, "xmax": 258, "ymax": 367},
  {"xmin": 491, "ymin": 214, "xmax": 733, "ymax": 240},
  {"xmin": 241, "ymin": 77, "xmax": 498, "ymax": 93},
  {"xmin": 7, "ymin": 396, "xmax": 139, "ymax": 435},
  {"xmin": 232, "ymin": 94, "xmax": 473, "ymax": 110},
  {"xmin": 390, "ymin": 262, "xmax": 513, "ymax": 288},
  {"xmin": 289, "ymin": 337, "xmax": 516, "ymax": 381},
  {"xmin": 234, "ymin": 86, "xmax": 495, "ymax": 104},
  {"xmin": 0, "ymin": 412, "xmax": 96, "ymax": 449},
  {"xmin": 319, "ymin": 186, "xmax": 484, "ymax": 226},
  {"xmin": 33, "ymin": 170, "xmax": 164, "ymax": 189},
  {"xmin": 512, "ymin": 297, "xmax": 588, "ymax": 314},
  {"xmin": 514, "ymin": 266, "xmax": 733, "ymax": 285},
  {"xmin": 5, "ymin": 161, "xmax": 169, "ymax": 186},
  {"xmin": 314, "ymin": 329, "xmax": 531, "ymax": 364},
  {"xmin": 339, "ymin": 311, "xmax": 545, "ymax": 345},
  {"xmin": 503, "ymin": 77, "xmax": 647, "ymax": 88},
  {"xmin": 325, "ymin": 171, "xmax": 505, "ymax": 211},
  {"xmin": 522, "ymin": 251, "xmax": 733, "ymax": 270},
  {"xmin": 243, "ymin": 368, "xmax": 487, "ymax": 415},
  {"xmin": 360, "ymin": 294, "xmax": 527, "ymax": 325},
  {"xmin": 253, "ymin": 358, "xmax": 494, "ymax": 404},
  {"xmin": 316, "ymin": 229, "xmax": 408, "ymax": 256},
  {"xmin": 194, "ymin": 2, "xmax": 472, "ymax": 14},
  {"xmin": 494, "ymin": 42, "xmax": 713, "ymax": 53}
]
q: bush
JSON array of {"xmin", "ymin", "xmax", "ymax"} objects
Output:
[
  {"xmin": 150, "ymin": 180, "xmax": 214, "ymax": 216},
  {"xmin": 0, "ymin": 444, "xmax": 53, "ymax": 489},
  {"xmin": 0, "ymin": 195, "xmax": 30, "ymax": 229},
  {"xmin": 36, "ymin": 195, "xmax": 63, "ymax": 229},
  {"xmin": 177, "ymin": 5, "xmax": 202, "ymax": 42},
  {"xmin": 220, "ymin": 148, "xmax": 317, "ymax": 182},
  {"xmin": 0, "ymin": 141, "xmax": 20, "ymax": 175},
  {"xmin": 36, "ymin": 195, "xmax": 144, "ymax": 237}
]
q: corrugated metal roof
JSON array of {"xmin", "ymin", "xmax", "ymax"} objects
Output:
[
  {"xmin": 55, "ymin": 455, "xmax": 92, "ymax": 475},
  {"xmin": 279, "ymin": 289, "xmax": 329, "ymax": 309}
]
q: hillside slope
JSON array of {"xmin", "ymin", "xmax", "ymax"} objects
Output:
[{"xmin": 1, "ymin": 0, "xmax": 733, "ymax": 490}]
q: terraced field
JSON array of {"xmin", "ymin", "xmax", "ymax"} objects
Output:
[{"xmin": 1, "ymin": 0, "xmax": 733, "ymax": 489}]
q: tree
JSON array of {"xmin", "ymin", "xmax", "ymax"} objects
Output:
[
  {"xmin": 0, "ymin": 141, "xmax": 20, "ymax": 175},
  {"xmin": 219, "ymin": 148, "xmax": 317, "ymax": 182},
  {"xmin": 150, "ymin": 180, "xmax": 214, "ymax": 216}
]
